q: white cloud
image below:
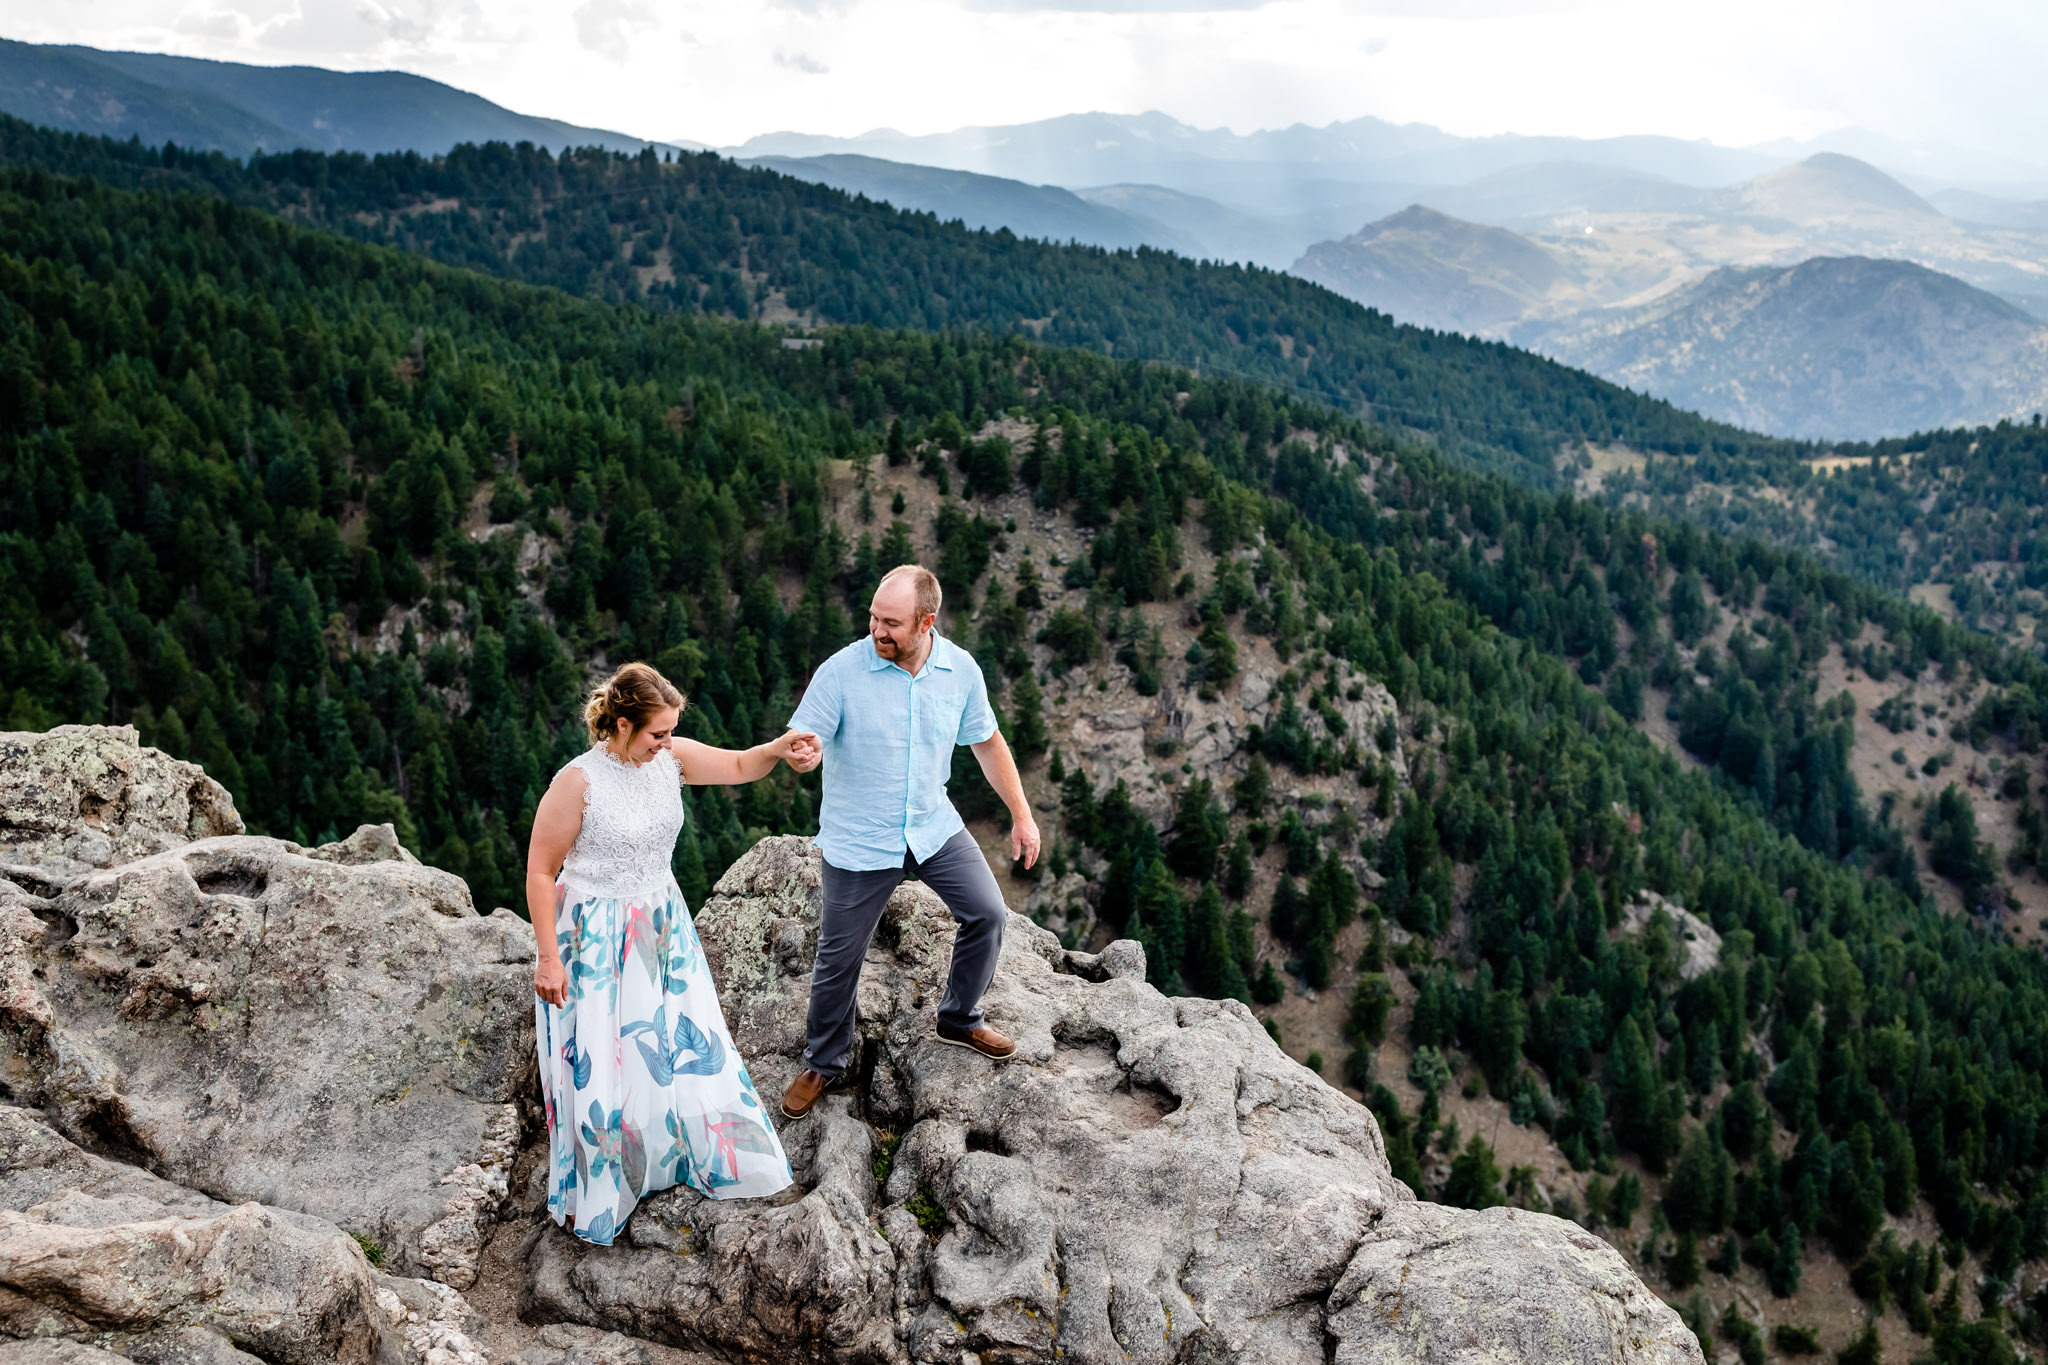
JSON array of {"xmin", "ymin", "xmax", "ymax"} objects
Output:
[
  {"xmin": 572, "ymin": 0, "xmax": 654, "ymax": 62},
  {"xmin": 9, "ymin": 0, "xmax": 2047, "ymax": 173},
  {"xmin": 774, "ymin": 48, "xmax": 830, "ymax": 73},
  {"xmin": 961, "ymin": 0, "xmax": 1271, "ymax": 11}
]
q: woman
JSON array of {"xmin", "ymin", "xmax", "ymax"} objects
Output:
[{"xmin": 528, "ymin": 661, "xmax": 819, "ymax": 1244}]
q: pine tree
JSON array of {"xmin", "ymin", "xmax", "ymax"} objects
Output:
[
  {"xmin": 1009, "ymin": 670, "xmax": 1048, "ymax": 762},
  {"xmin": 1060, "ymin": 768, "xmax": 1099, "ymax": 846},
  {"xmin": 1167, "ymin": 778, "xmax": 1226, "ymax": 880},
  {"xmin": 1476, "ymin": 958, "xmax": 1526, "ymax": 1094},
  {"xmin": 1014, "ymin": 554, "xmax": 1044, "ymax": 610},
  {"xmin": 1187, "ymin": 884, "xmax": 1246, "ymax": 1000},
  {"xmin": 1223, "ymin": 831, "xmax": 1253, "ymax": 898},
  {"xmin": 1442, "ymin": 1135, "xmax": 1504, "ymax": 1210},
  {"xmin": 1768, "ymin": 1222, "xmax": 1803, "ymax": 1298},
  {"xmin": 1664, "ymin": 1126, "xmax": 1733, "ymax": 1236},
  {"xmin": 1720, "ymin": 1082, "xmax": 1767, "ymax": 1162},
  {"xmin": 1609, "ymin": 1173, "xmax": 1643, "ymax": 1230},
  {"xmin": 1309, "ymin": 848, "xmax": 1358, "ymax": 928},
  {"xmin": 1270, "ymin": 875, "xmax": 1304, "ymax": 943},
  {"xmin": 1234, "ymin": 753, "xmax": 1271, "ymax": 818},
  {"xmin": 1226, "ymin": 906, "xmax": 1256, "ymax": 984},
  {"xmin": 1251, "ymin": 958, "xmax": 1284, "ymax": 1005},
  {"xmin": 1133, "ymin": 860, "xmax": 1185, "ymax": 995},
  {"xmin": 1664, "ymin": 1231, "xmax": 1701, "ymax": 1289},
  {"xmin": 1368, "ymin": 1086, "xmax": 1426, "ymax": 1192},
  {"xmin": 1833, "ymin": 1322, "xmax": 1880, "ymax": 1365},
  {"xmin": 1348, "ymin": 973, "xmax": 1393, "ymax": 1047}
]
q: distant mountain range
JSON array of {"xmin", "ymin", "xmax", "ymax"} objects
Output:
[
  {"xmin": 0, "ymin": 38, "xmax": 675, "ymax": 156},
  {"xmin": 738, "ymin": 154, "xmax": 1197, "ymax": 254},
  {"xmin": 12, "ymin": 37, "xmax": 2048, "ymax": 441},
  {"xmin": 733, "ymin": 110, "xmax": 1793, "ymax": 205},
  {"xmin": 1286, "ymin": 155, "xmax": 2048, "ymax": 438},
  {"xmin": 1524, "ymin": 257, "xmax": 2048, "ymax": 439}
]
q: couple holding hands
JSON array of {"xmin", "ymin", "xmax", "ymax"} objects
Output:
[{"xmin": 526, "ymin": 564, "xmax": 1041, "ymax": 1244}]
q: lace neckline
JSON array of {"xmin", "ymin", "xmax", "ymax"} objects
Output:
[{"xmin": 593, "ymin": 743, "xmax": 660, "ymax": 771}]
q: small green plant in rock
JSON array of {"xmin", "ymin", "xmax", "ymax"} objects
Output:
[
  {"xmin": 907, "ymin": 1182, "xmax": 947, "ymax": 1235},
  {"xmin": 351, "ymin": 1232, "xmax": 386, "ymax": 1268},
  {"xmin": 873, "ymin": 1133, "xmax": 902, "ymax": 1186}
]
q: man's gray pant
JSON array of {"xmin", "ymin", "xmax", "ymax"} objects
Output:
[{"xmin": 804, "ymin": 830, "xmax": 1007, "ymax": 1079}]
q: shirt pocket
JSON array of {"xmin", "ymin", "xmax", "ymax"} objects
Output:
[{"xmin": 921, "ymin": 691, "xmax": 968, "ymax": 746}]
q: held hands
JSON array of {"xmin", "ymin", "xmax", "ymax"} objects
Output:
[
  {"xmin": 535, "ymin": 954, "xmax": 568, "ymax": 1008},
  {"xmin": 772, "ymin": 730, "xmax": 822, "ymax": 773},
  {"xmin": 1011, "ymin": 813, "xmax": 1042, "ymax": 870}
]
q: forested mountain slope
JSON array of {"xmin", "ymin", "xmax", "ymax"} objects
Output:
[
  {"xmin": 1583, "ymin": 420, "xmax": 2048, "ymax": 623},
  {"xmin": 23, "ymin": 111, "xmax": 2048, "ymax": 651},
  {"xmin": 0, "ymin": 115, "xmax": 1808, "ymax": 490},
  {"xmin": 7, "ymin": 165, "xmax": 2048, "ymax": 1356},
  {"xmin": 0, "ymin": 39, "xmax": 672, "ymax": 157}
]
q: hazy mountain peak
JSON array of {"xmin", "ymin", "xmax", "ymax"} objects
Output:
[
  {"xmin": 1293, "ymin": 204, "xmax": 1572, "ymax": 335},
  {"xmin": 1739, "ymin": 151, "xmax": 1941, "ymax": 220},
  {"xmin": 1525, "ymin": 253, "xmax": 2048, "ymax": 438}
]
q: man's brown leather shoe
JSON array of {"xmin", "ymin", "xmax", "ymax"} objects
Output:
[
  {"xmin": 936, "ymin": 1022, "xmax": 1016, "ymax": 1060},
  {"xmin": 780, "ymin": 1068, "xmax": 840, "ymax": 1119}
]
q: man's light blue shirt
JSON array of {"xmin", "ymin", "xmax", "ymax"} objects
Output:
[{"xmin": 789, "ymin": 633, "xmax": 1000, "ymax": 872}]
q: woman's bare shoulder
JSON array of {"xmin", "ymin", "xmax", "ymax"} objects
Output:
[{"xmin": 546, "ymin": 761, "xmax": 592, "ymax": 799}]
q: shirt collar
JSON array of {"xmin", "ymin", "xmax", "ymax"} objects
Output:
[{"xmin": 865, "ymin": 632, "xmax": 957, "ymax": 675}]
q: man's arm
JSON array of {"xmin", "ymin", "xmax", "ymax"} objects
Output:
[{"xmin": 969, "ymin": 731, "xmax": 1040, "ymax": 869}]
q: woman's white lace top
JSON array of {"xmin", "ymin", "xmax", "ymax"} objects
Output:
[{"xmin": 557, "ymin": 745, "xmax": 685, "ymax": 899}]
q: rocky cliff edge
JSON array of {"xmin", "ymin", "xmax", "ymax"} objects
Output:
[{"xmin": 0, "ymin": 726, "xmax": 1701, "ymax": 1365}]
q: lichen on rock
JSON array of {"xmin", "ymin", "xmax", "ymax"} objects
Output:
[{"xmin": 0, "ymin": 725, "xmax": 241, "ymax": 873}]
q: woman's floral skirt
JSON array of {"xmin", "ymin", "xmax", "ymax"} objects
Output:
[{"xmin": 536, "ymin": 876, "xmax": 792, "ymax": 1245}]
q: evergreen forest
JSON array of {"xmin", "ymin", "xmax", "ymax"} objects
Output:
[
  {"xmin": 14, "ymin": 115, "xmax": 2048, "ymax": 665},
  {"xmin": 6, "ymin": 137, "xmax": 2048, "ymax": 1359}
]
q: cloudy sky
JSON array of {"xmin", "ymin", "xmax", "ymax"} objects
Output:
[{"xmin": 11, "ymin": 0, "xmax": 2046, "ymax": 163}]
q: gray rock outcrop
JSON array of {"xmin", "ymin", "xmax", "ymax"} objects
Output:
[
  {"xmin": 0, "ymin": 726, "xmax": 535, "ymax": 1289},
  {"xmin": 526, "ymin": 835, "xmax": 1701, "ymax": 1365},
  {"xmin": 0, "ymin": 725, "xmax": 241, "ymax": 874},
  {"xmin": 0, "ymin": 728, "xmax": 1699, "ymax": 1364},
  {"xmin": 0, "ymin": 1102, "xmax": 488, "ymax": 1364}
]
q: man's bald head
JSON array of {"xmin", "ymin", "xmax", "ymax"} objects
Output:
[{"xmin": 870, "ymin": 565, "xmax": 942, "ymax": 664}]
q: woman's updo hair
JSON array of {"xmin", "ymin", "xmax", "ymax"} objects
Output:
[{"xmin": 583, "ymin": 662, "xmax": 685, "ymax": 744}]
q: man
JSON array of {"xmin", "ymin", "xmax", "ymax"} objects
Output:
[{"xmin": 779, "ymin": 563, "xmax": 1041, "ymax": 1120}]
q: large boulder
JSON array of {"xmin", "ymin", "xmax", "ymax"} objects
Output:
[
  {"xmin": 0, "ymin": 726, "xmax": 242, "ymax": 874},
  {"xmin": 0, "ymin": 1102, "xmax": 490, "ymax": 1364},
  {"xmin": 0, "ymin": 731, "xmax": 536, "ymax": 1290},
  {"xmin": 525, "ymin": 836, "xmax": 1701, "ymax": 1365}
]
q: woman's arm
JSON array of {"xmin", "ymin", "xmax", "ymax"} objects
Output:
[
  {"xmin": 526, "ymin": 767, "xmax": 587, "ymax": 1007},
  {"xmin": 672, "ymin": 731, "xmax": 820, "ymax": 786}
]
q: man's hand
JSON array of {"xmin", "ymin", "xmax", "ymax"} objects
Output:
[
  {"xmin": 772, "ymin": 730, "xmax": 822, "ymax": 773},
  {"xmin": 1011, "ymin": 813, "xmax": 1042, "ymax": 870},
  {"xmin": 535, "ymin": 954, "xmax": 568, "ymax": 1008}
]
